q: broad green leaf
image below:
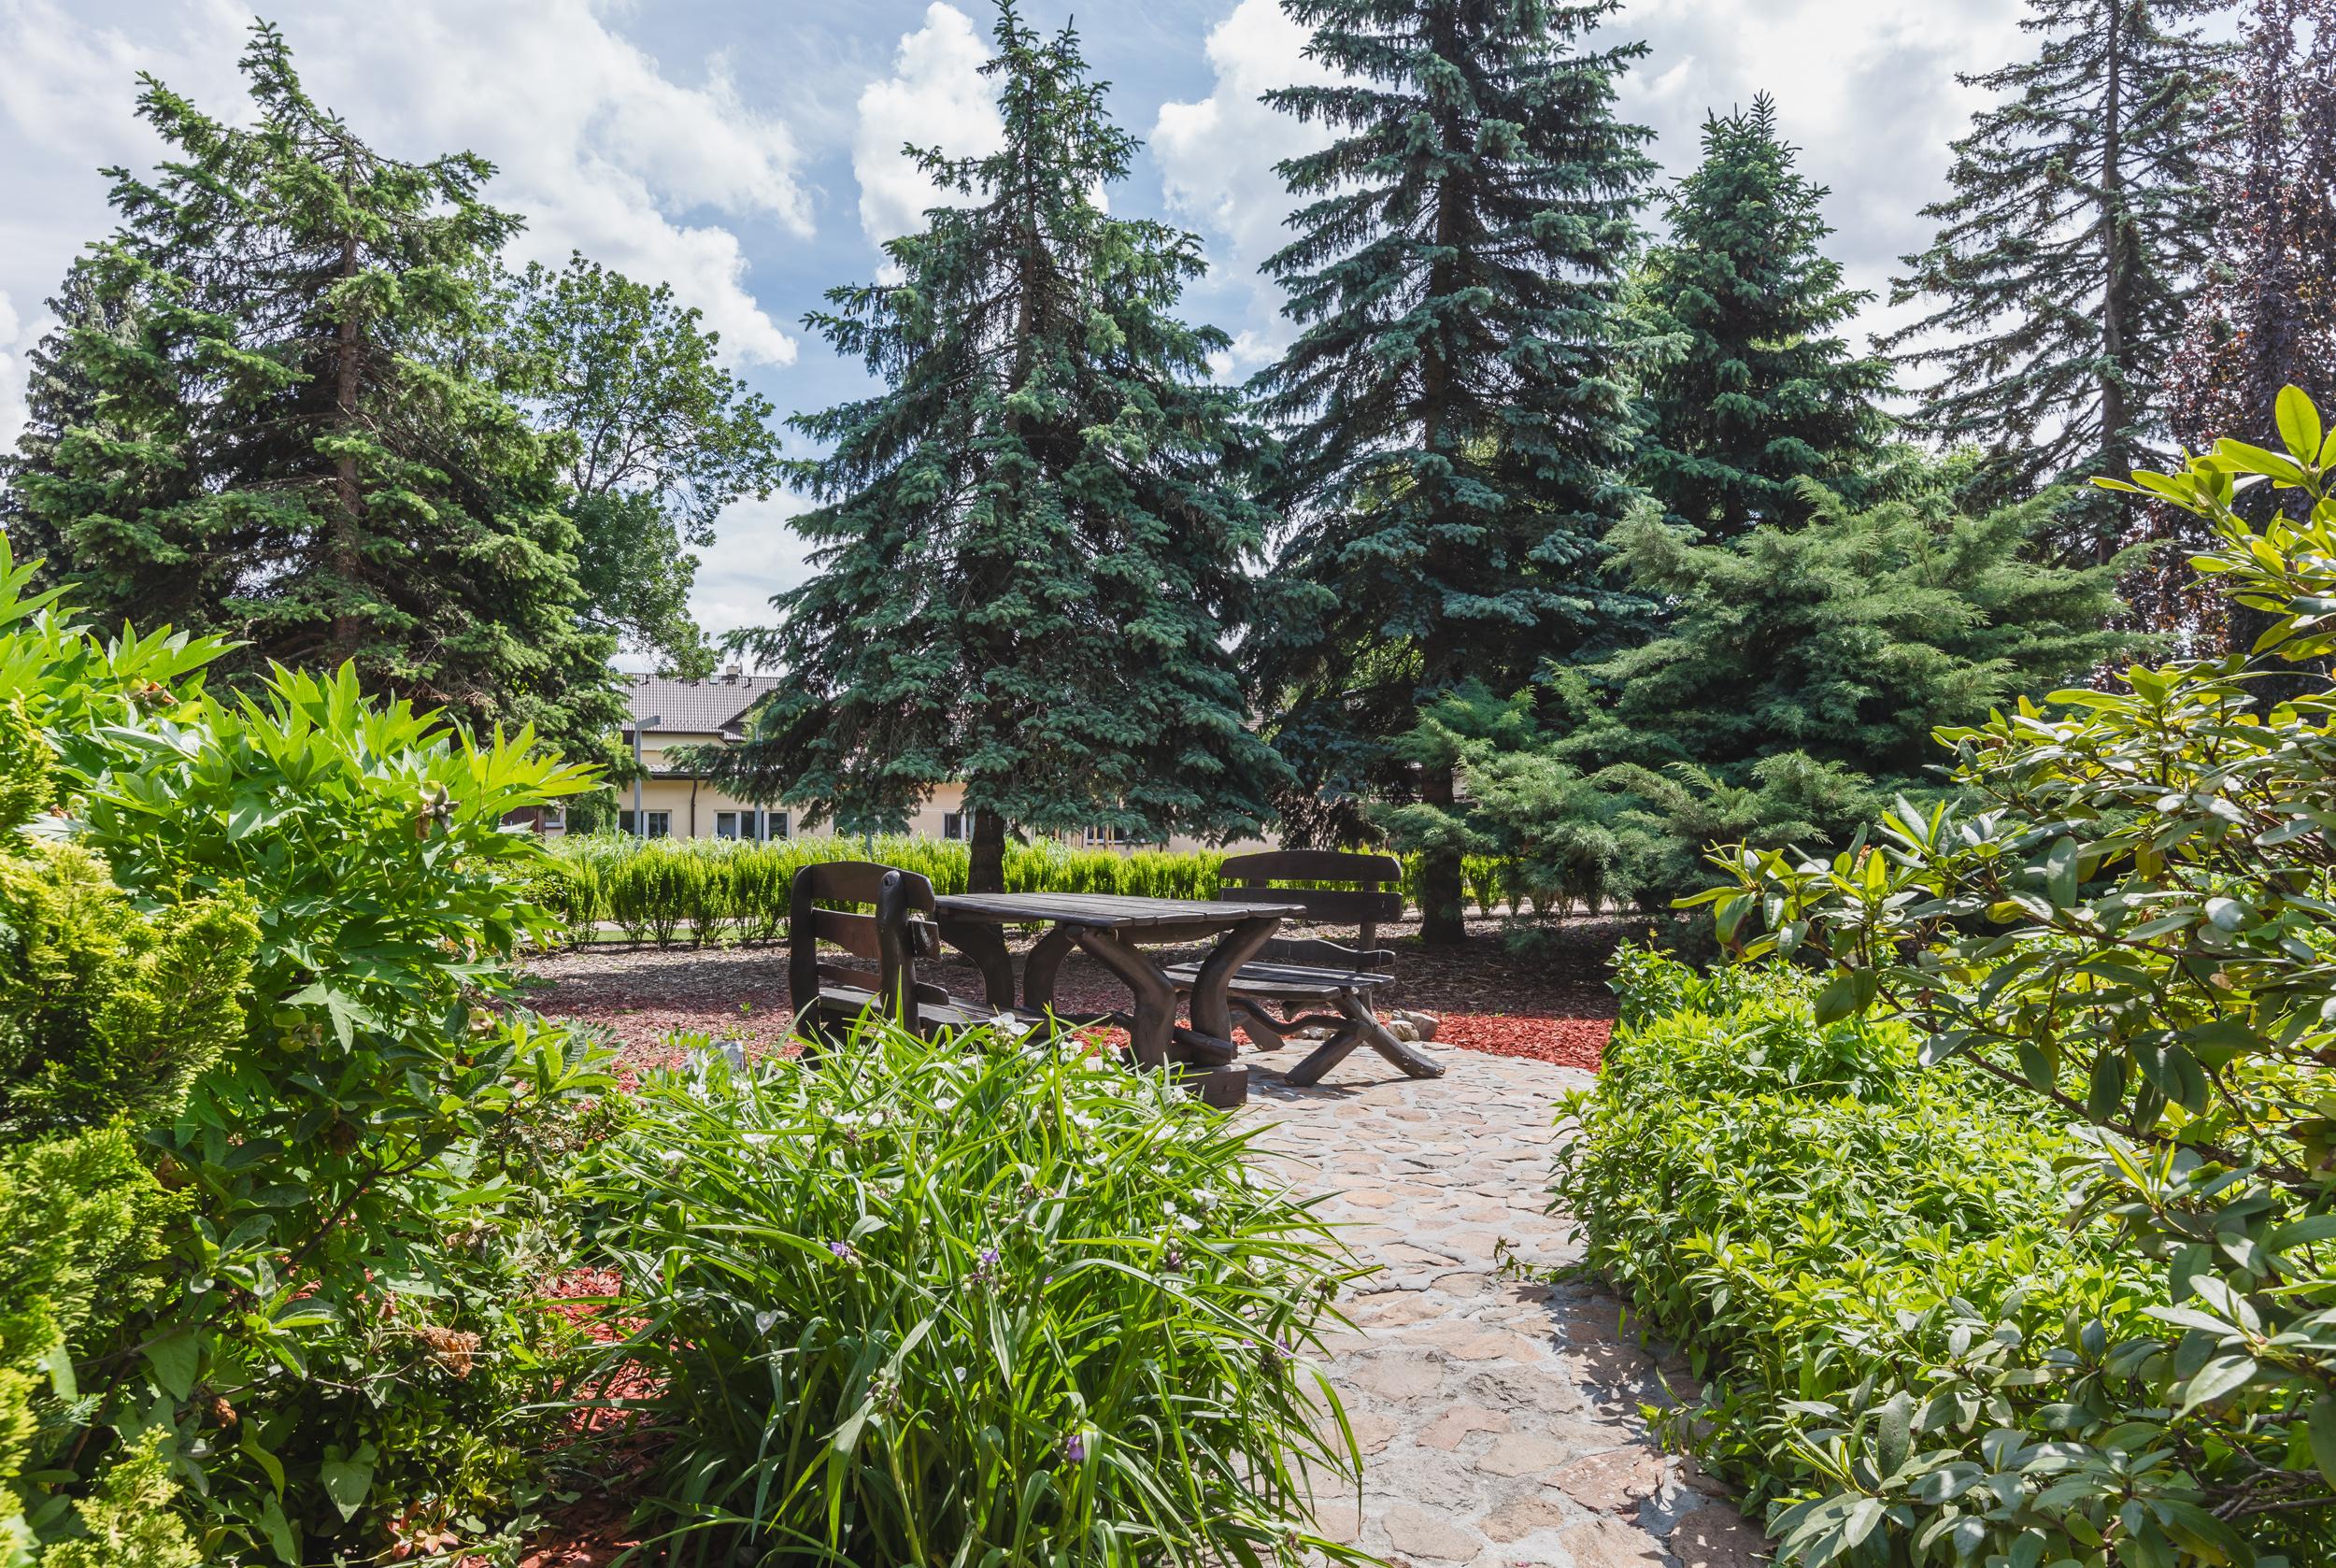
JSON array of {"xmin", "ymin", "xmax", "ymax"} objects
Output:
[{"xmin": 2278, "ymin": 384, "xmax": 2325, "ymax": 465}]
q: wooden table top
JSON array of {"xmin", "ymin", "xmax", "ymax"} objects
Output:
[{"xmin": 933, "ymin": 892, "xmax": 1303, "ymax": 929}]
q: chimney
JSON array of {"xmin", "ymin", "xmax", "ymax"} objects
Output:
[{"xmin": 723, "ymin": 663, "xmax": 743, "ymax": 683}]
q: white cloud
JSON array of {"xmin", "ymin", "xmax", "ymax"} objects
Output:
[
  {"xmin": 0, "ymin": 0, "xmax": 810, "ymax": 451},
  {"xmin": 852, "ymin": 3, "xmax": 1004, "ymax": 251},
  {"xmin": 1152, "ymin": 0, "xmax": 1339, "ymax": 356},
  {"xmin": 0, "ymin": 292, "xmax": 27, "ymax": 455},
  {"xmin": 1156, "ymin": 0, "xmax": 2026, "ymax": 363},
  {"xmin": 691, "ymin": 491, "xmax": 819, "ymax": 646},
  {"xmin": 1620, "ymin": 0, "xmax": 2026, "ymax": 349}
]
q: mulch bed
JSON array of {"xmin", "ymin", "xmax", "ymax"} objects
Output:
[{"xmin": 516, "ymin": 914, "xmax": 1628, "ymax": 1075}]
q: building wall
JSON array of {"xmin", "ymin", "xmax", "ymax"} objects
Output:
[{"xmin": 619, "ymin": 732, "xmax": 1268, "ymax": 852}]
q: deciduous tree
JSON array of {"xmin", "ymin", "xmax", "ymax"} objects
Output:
[{"xmin": 500, "ymin": 255, "xmax": 785, "ymax": 678}]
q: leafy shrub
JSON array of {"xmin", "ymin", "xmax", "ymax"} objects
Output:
[
  {"xmin": 1559, "ymin": 953, "xmax": 2186, "ymax": 1566},
  {"xmin": 1680, "ymin": 391, "xmax": 2336, "ymax": 1563},
  {"xmin": 0, "ymin": 534, "xmax": 616, "ymax": 1562},
  {"xmin": 585, "ymin": 1019, "xmax": 1365, "ymax": 1564}
]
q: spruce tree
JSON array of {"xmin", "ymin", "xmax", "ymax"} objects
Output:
[
  {"xmin": 708, "ymin": 2, "xmax": 1287, "ymax": 892},
  {"xmin": 1884, "ymin": 0, "xmax": 2228, "ymax": 563},
  {"xmin": 2157, "ymin": 0, "xmax": 2336, "ymax": 648},
  {"xmin": 1632, "ymin": 95, "xmax": 1892, "ymax": 539},
  {"xmin": 1253, "ymin": 0, "xmax": 1656, "ymax": 945},
  {"xmin": 0, "ymin": 24, "xmax": 620, "ymax": 752}
]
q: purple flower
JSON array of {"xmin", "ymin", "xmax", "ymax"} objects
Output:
[
  {"xmin": 828, "ymin": 1239, "xmax": 862, "ymax": 1269},
  {"xmin": 979, "ymin": 1247, "xmax": 1000, "ymax": 1267},
  {"xmin": 1061, "ymin": 1432, "xmax": 1087, "ymax": 1464}
]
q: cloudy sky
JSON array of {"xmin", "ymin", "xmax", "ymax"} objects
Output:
[{"xmin": 0, "ymin": 0, "xmax": 2027, "ymax": 647}]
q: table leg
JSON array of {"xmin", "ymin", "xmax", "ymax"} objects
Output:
[
  {"xmin": 1070, "ymin": 929, "xmax": 1177, "ymax": 1069},
  {"xmin": 937, "ymin": 918, "xmax": 1016, "ymax": 1010},
  {"xmin": 1189, "ymin": 915, "xmax": 1282, "ymax": 1044},
  {"xmin": 1024, "ymin": 925, "xmax": 1077, "ymax": 1011}
]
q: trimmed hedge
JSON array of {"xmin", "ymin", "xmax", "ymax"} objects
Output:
[{"xmin": 533, "ymin": 836, "xmax": 1233, "ymax": 948}]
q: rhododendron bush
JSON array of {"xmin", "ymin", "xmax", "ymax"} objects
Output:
[{"xmin": 0, "ymin": 535, "xmax": 614, "ymax": 1564}]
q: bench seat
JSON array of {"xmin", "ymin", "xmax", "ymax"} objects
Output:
[{"xmin": 1160, "ymin": 960, "xmax": 1400, "ymax": 999}]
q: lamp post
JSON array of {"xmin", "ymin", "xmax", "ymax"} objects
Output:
[{"xmin": 632, "ymin": 714, "xmax": 661, "ymax": 839}]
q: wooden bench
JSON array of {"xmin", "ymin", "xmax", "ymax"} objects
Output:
[
  {"xmin": 788, "ymin": 862, "xmax": 1006, "ymax": 1051},
  {"xmin": 1163, "ymin": 850, "xmax": 1445, "ymax": 1086}
]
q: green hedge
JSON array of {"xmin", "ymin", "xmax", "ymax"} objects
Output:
[
  {"xmin": 537, "ymin": 837, "xmax": 1231, "ymax": 948},
  {"xmin": 1555, "ymin": 948, "xmax": 2210, "ymax": 1566},
  {"xmin": 532, "ymin": 837, "xmax": 1557, "ymax": 948}
]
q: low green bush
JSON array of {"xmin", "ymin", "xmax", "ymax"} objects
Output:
[
  {"xmin": 1555, "ymin": 950, "xmax": 2213, "ymax": 1567},
  {"xmin": 584, "ymin": 1019, "xmax": 1366, "ymax": 1565}
]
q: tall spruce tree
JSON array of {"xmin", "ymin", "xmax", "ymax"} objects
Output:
[
  {"xmin": 0, "ymin": 24, "xmax": 620, "ymax": 752},
  {"xmin": 1253, "ymin": 0, "xmax": 1656, "ymax": 946},
  {"xmin": 1632, "ymin": 95, "xmax": 1892, "ymax": 539},
  {"xmin": 706, "ymin": 2, "xmax": 1286, "ymax": 892},
  {"xmin": 2158, "ymin": 0, "xmax": 2336, "ymax": 647},
  {"xmin": 1884, "ymin": 0, "xmax": 2228, "ymax": 563}
]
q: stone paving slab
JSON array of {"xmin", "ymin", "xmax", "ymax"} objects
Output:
[{"xmin": 1242, "ymin": 1050, "xmax": 1772, "ymax": 1568}]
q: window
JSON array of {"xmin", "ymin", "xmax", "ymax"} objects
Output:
[
  {"xmin": 1084, "ymin": 824, "xmax": 1130, "ymax": 850},
  {"xmin": 716, "ymin": 811, "xmax": 740, "ymax": 839},
  {"xmin": 769, "ymin": 811, "xmax": 791, "ymax": 840},
  {"xmin": 942, "ymin": 811, "xmax": 966, "ymax": 842},
  {"xmin": 618, "ymin": 810, "xmax": 671, "ymax": 839}
]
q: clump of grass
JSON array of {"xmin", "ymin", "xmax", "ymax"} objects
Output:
[{"xmin": 583, "ymin": 1019, "xmax": 1368, "ymax": 1564}]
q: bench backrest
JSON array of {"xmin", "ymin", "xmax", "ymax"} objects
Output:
[
  {"xmin": 1217, "ymin": 849, "xmax": 1403, "ymax": 960},
  {"xmin": 789, "ymin": 862, "xmax": 942, "ymax": 1038}
]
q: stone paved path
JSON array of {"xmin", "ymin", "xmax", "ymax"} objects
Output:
[{"xmin": 1243, "ymin": 1051, "xmax": 1770, "ymax": 1568}]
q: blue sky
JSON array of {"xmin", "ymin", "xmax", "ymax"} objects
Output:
[{"xmin": 0, "ymin": 0, "xmax": 2029, "ymax": 653}]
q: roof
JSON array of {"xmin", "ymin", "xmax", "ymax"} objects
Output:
[{"xmin": 622, "ymin": 672, "xmax": 786, "ymax": 737}]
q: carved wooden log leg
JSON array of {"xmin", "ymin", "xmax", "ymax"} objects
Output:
[
  {"xmin": 1189, "ymin": 915, "xmax": 1283, "ymax": 1044},
  {"xmin": 1024, "ymin": 925, "xmax": 1078, "ymax": 1012},
  {"xmin": 938, "ymin": 918, "xmax": 1017, "ymax": 1010},
  {"xmin": 1342, "ymin": 987, "xmax": 1445, "ymax": 1079},
  {"xmin": 1070, "ymin": 929, "xmax": 1177, "ymax": 1069},
  {"xmin": 1280, "ymin": 1021, "xmax": 1364, "ymax": 1087},
  {"xmin": 1231, "ymin": 998, "xmax": 1288, "ymax": 1050}
]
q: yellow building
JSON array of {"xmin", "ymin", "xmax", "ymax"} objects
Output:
[{"xmin": 616, "ymin": 672, "xmax": 1261, "ymax": 851}]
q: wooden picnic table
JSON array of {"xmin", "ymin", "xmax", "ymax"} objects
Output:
[{"xmin": 932, "ymin": 892, "xmax": 1303, "ymax": 1103}]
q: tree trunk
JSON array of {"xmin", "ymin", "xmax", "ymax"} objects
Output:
[
  {"xmin": 1418, "ymin": 763, "xmax": 1468, "ymax": 947},
  {"xmin": 2097, "ymin": 0, "xmax": 2130, "ymax": 565},
  {"xmin": 331, "ymin": 227, "xmax": 363, "ymax": 666},
  {"xmin": 969, "ymin": 806, "xmax": 1009, "ymax": 895}
]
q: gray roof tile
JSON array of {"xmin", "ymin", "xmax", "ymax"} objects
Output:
[{"xmin": 622, "ymin": 673, "xmax": 785, "ymax": 736}]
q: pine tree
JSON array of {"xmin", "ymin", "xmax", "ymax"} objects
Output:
[
  {"xmin": 0, "ymin": 24, "xmax": 620, "ymax": 752},
  {"xmin": 2156, "ymin": 0, "xmax": 2336, "ymax": 648},
  {"xmin": 1632, "ymin": 94, "xmax": 1892, "ymax": 539},
  {"xmin": 1253, "ymin": 0, "xmax": 1657, "ymax": 945},
  {"xmin": 1884, "ymin": 0, "xmax": 2229, "ymax": 563},
  {"xmin": 709, "ymin": 2, "xmax": 1287, "ymax": 893}
]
